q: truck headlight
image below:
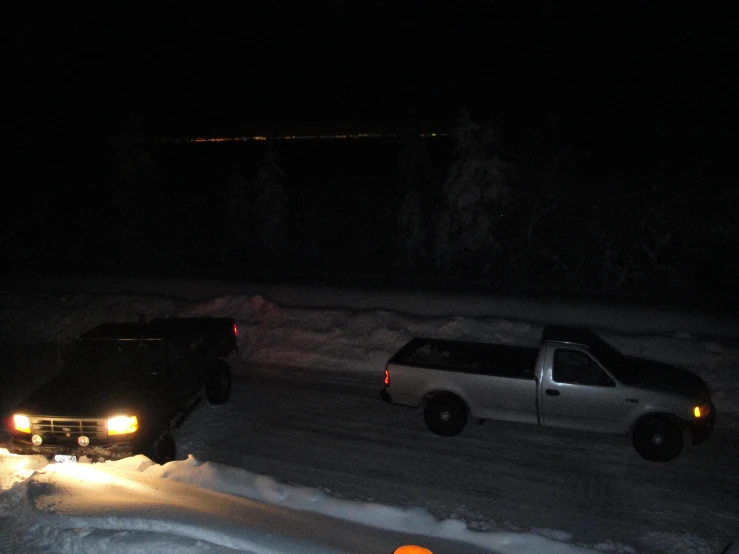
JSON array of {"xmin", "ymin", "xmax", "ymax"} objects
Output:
[
  {"xmin": 13, "ymin": 414, "xmax": 31, "ymax": 434},
  {"xmin": 107, "ymin": 415, "xmax": 138, "ymax": 436}
]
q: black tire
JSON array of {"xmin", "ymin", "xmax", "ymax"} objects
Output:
[
  {"xmin": 424, "ymin": 395, "xmax": 468, "ymax": 437},
  {"xmin": 206, "ymin": 360, "xmax": 231, "ymax": 405},
  {"xmin": 150, "ymin": 431, "xmax": 176, "ymax": 465},
  {"xmin": 632, "ymin": 415, "xmax": 684, "ymax": 462}
]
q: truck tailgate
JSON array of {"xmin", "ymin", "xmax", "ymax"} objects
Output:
[{"xmin": 150, "ymin": 317, "xmax": 237, "ymax": 356}]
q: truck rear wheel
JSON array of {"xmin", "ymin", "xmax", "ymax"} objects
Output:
[
  {"xmin": 424, "ymin": 395, "xmax": 467, "ymax": 437},
  {"xmin": 632, "ymin": 415, "xmax": 683, "ymax": 462},
  {"xmin": 206, "ymin": 360, "xmax": 231, "ymax": 405}
]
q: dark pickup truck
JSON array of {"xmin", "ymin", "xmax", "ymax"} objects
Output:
[{"xmin": 7, "ymin": 317, "xmax": 238, "ymax": 464}]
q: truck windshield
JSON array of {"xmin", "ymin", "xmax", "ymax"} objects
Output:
[
  {"xmin": 588, "ymin": 335, "xmax": 637, "ymax": 384},
  {"xmin": 67, "ymin": 339, "xmax": 165, "ymax": 376}
]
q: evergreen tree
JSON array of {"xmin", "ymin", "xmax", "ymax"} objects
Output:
[
  {"xmin": 224, "ymin": 150, "xmax": 289, "ymax": 261},
  {"xmin": 396, "ymin": 186, "xmax": 426, "ymax": 267},
  {"xmin": 252, "ymin": 149, "xmax": 289, "ymax": 256},
  {"xmin": 224, "ymin": 170, "xmax": 254, "ymax": 257},
  {"xmin": 394, "ymin": 129, "xmax": 435, "ymax": 268},
  {"xmin": 433, "ymin": 110, "xmax": 508, "ymax": 273},
  {"xmin": 107, "ymin": 115, "xmax": 160, "ymax": 262}
]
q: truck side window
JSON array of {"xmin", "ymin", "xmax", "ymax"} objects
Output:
[
  {"xmin": 167, "ymin": 338, "xmax": 188, "ymax": 374},
  {"xmin": 553, "ymin": 349, "xmax": 615, "ymax": 387}
]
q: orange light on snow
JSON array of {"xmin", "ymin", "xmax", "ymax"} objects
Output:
[
  {"xmin": 394, "ymin": 546, "xmax": 432, "ymax": 554},
  {"xmin": 384, "ymin": 368, "xmax": 390, "ymax": 386}
]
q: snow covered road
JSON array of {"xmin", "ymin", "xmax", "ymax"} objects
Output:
[
  {"xmin": 1, "ymin": 279, "xmax": 737, "ymax": 553},
  {"xmin": 176, "ymin": 365, "xmax": 739, "ymax": 554},
  {"xmin": 25, "ymin": 462, "xmax": 503, "ymax": 554}
]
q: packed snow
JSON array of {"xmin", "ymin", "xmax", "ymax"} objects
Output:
[{"xmin": 1, "ymin": 276, "xmax": 738, "ymax": 554}]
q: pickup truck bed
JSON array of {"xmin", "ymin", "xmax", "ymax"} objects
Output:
[
  {"xmin": 84, "ymin": 317, "xmax": 237, "ymax": 357},
  {"xmin": 392, "ymin": 338, "xmax": 538, "ymax": 379}
]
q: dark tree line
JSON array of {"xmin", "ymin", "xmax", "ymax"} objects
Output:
[
  {"xmin": 390, "ymin": 112, "xmax": 739, "ymax": 296},
  {"xmin": 5, "ymin": 112, "xmax": 735, "ymax": 304}
]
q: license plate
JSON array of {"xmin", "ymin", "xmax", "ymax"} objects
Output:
[{"xmin": 54, "ymin": 455, "xmax": 77, "ymax": 464}]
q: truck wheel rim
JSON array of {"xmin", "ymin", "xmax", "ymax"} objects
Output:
[
  {"xmin": 440, "ymin": 410, "xmax": 451, "ymax": 422},
  {"xmin": 651, "ymin": 433, "xmax": 664, "ymax": 446}
]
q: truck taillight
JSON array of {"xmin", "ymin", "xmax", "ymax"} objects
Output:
[
  {"xmin": 233, "ymin": 323, "xmax": 238, "ymax": 337},
  {"xmin": 384, "ymin": 368, "xmax": 390, "ymax": 386}
]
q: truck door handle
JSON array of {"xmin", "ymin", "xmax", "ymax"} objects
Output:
[{"xmin": 545, "ymin": 389, "xmax": 560, "ymax": 396}]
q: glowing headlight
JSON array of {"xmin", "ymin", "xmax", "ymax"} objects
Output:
[
  {"xmin": 107, "ymin": 415, "xmax": 138, "ymax": 436},
  {"xmin": 13, "ymin": 414, "xmax": 31, "ymax": 434}
]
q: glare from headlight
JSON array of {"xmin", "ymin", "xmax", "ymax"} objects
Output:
[
  {"xmin": 107, "ymin": 415, "xmax": 138, "ymax": 435},
  {"xmin": 13, "ymin": 414, "xmax": 31, "ymax": 434}
]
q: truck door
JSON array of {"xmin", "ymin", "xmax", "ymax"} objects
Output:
[
  {"xmin": 538, "ymin": 346, "xmax": 631, "ymax": 433},
  {"xmin": 166, "ymin": 337, "xmax": 200, "ymax": 411}
]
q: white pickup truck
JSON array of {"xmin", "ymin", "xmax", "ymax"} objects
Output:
[{"xmin": 381, "ymin": 326, "xmax": 715, "ymax": 462}]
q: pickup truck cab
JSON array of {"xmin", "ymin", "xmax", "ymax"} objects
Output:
[
  {"xmin": 7, "ymin": 317, "xmax": 238, "ymax": 464},
  {"xmin": 381, "ymin": 326, "xmax": 715, "ymax": 462}
]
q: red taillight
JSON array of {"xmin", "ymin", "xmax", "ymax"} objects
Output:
[
  {"xmin": 384, "ymin": 368, "xmax": 390, "ymax": 386},
  {"xmin": 233, "ymin": 323, "xmax": 238, "ymax": 337}
]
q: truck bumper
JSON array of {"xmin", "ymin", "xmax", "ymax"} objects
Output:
[
  {"xmin": 380, "ymin": 388, "xmax": 392, "ymax": 404},
  {"xmin": 11, "ymin": 438, "xmax": 134, "ymax": 462}
]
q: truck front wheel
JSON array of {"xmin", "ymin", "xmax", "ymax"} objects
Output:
[
  {"xmin": 150, "ymin": 431, "xmax": 176, "ymax": 465},
  {"xmin": 424, "ymin": 395, "xmax": 468, "ymax": 437},
  {"xmin": 632, "ymin": 415, "xmax": 683, "ymax": 462}
]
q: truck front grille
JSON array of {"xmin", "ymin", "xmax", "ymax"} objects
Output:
[{"xmin": 31, "ymin": 418, "xmax": 107, "ymax": 439}]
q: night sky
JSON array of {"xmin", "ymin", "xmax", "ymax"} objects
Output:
[{"xmin": 8, "ymin": 3, "xmax": 738, "ymax": 171}]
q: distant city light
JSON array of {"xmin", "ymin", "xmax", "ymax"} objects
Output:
[
  {"xmin": 190, "ymin": 136, "xmax": 267, "ymax": 143},
  {"xmin": 167, "ymin": 132, "xmax": 446, "ymax": 144}
]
